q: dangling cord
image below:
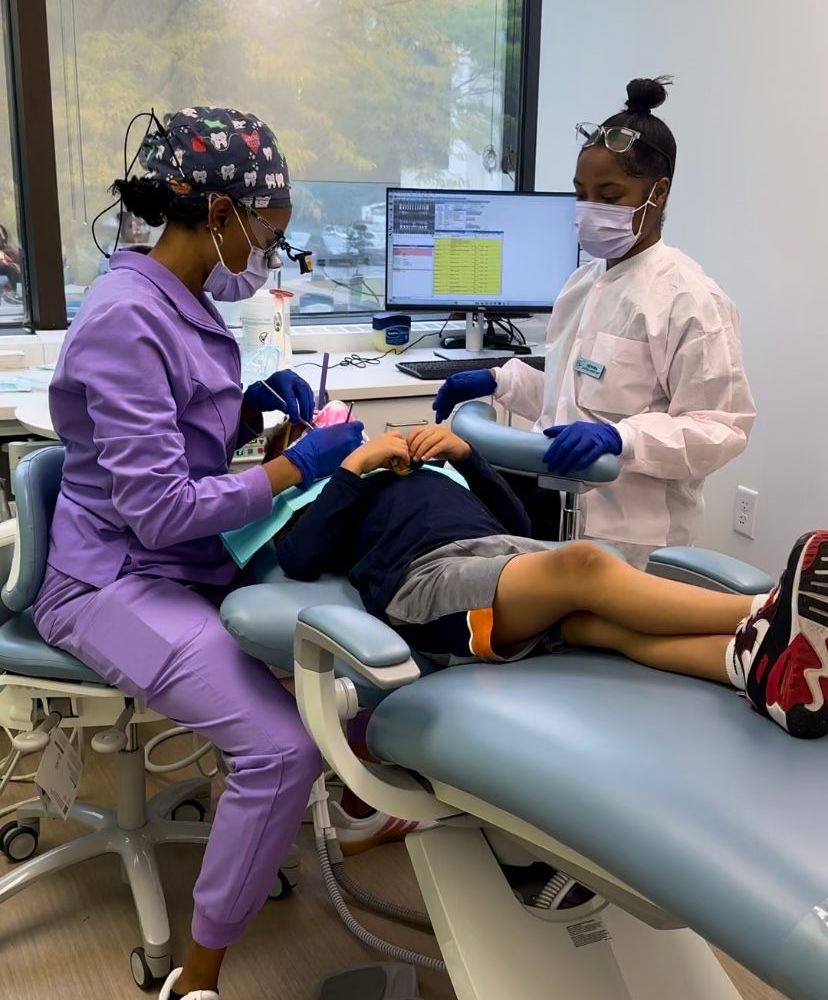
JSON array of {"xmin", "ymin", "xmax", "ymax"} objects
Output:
[{"xmin": 91, "ymin": 107, "xmax": 173, "ymax": 259}]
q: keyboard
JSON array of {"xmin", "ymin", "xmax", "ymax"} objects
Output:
[{"xmin": 396, "ymin": 356, "xmax": 545, "ymax": 380}]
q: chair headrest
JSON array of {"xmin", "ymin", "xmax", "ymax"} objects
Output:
[
  {"xmin": 451, "ymin": 401, "xmax": 620, "ymax": 488},
  {"xmin": 2, "ymin": 446, "xmax": 65, "ymax": 613}
]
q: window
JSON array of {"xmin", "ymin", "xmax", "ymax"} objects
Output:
[
  {"xmin": 46, "ymin": 0, "xmax": 528, "ymax": 321},
  {"xmin": 0, "ymin": 9, "xmax": 26, "ymax": 327}
]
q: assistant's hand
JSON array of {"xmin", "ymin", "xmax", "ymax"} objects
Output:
[
  {"xmin": 243, "ymin": 369, "xmax": 315, "ymax": 424},
  {"xmin": 543, "ymin": 421, "xmax": 622, "ymax": 476},
  {"xmin": 407, "ymin": 424, "xmax": 471, "ymax": 464},
  {"xmin": 342, "ymin": 431, "xmax": 411, "ymax": 477},
  {"xmin": 432, "ymin": 369, "xmax": 497, "ymax": 424},
  {"xmin": 284, "ymin": 422, "xmax": 365, "ymax": 488}
]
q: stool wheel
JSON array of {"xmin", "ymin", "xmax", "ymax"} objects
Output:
[
  {"xmin": 171, "ymin": 798, "xmax": 207, "ymax": 823},
  {"xmin": 130, "ymin": 947, "xmax": 170, "ymax": 990},
  {"xmin": 1, "ymin": 821, "xmax": 39, "ymax": 863}
]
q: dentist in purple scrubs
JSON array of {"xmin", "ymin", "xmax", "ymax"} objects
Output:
[{"xmin": 33, "ymin": 107, "xmax": 363, "ymax": 1000}]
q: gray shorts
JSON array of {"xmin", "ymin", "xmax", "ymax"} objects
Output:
[{"xmin": 385, "ymin": 534, "xmax": 556, "ymax": 666}]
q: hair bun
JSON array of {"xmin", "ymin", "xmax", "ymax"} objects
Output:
[{"xmin": 625, "ymin": 76, "xmax": 672, "ymax": 115}]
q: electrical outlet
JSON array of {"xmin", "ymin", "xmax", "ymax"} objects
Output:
[{"xmin": 733, "ymin": 486, "xmax": 758, "ymax": 538}]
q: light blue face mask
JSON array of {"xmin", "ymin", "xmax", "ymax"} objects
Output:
[{"xmin": 204, "ymin": 200, "xmax": 270, "ymax": 302}]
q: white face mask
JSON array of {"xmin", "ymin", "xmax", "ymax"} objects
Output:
[
  {"xmin": 575, "ymin": 182, "xmax": 659, "ymax": 260},
  {"xmin": 204, "ymin": 201, "xmax": 270, "ymax": 302}
]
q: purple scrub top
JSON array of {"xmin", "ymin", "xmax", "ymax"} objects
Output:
[{"xmin": 46, "ymin": 249, "xmax": 272, "ymax": 589}]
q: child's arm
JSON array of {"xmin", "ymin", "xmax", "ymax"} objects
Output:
[
  {"xmin": 276, "ymin": 470, "xmax": 365, "ymax": 580},
  {"xmin": 408, "ymin": 426, "xmax": 531, "ymax": 537},
  {"xmin": 277, "ymin": 432, "xmax": 412, "ymax": 580}
]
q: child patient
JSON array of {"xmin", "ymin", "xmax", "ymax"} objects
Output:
[{"xmin": 276, "ymin": 424, "xmax": 828, "ymax": 740}]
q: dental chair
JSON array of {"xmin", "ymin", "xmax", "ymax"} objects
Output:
[
  {"xmin": 220, "ymin": 401, "xmax": 828, "ymax": 1000},
  {"xmin": 0, "ymin": 447, "xmax": 212, "ymax": 989}
]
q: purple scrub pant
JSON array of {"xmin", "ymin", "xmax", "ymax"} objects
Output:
[{"xmin": 33, "ymin": 567, "xmax": 322, "ymax": 950}]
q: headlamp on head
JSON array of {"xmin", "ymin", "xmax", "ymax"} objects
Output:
[
  {"xmin": 248, "ymin": 205, "xmax": 313, "ymax": 275},
  {"xmin": 281, "ymin": 239, "xmax": 313, "ymax": 275}
]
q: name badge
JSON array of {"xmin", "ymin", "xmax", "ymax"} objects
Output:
[{"xmin": 574, "ymin": 356, "xmax": 605, "ymax": 380}]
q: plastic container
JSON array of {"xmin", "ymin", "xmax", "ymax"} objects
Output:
[
  {"xmin": 270, "ymin": 288, "xmax": 294, "ymax": 368},
  {"xmin": 240, "ymin": 293, "xmax": 276, "ymax": 355},
  {"xmin": 239, "ymin": 289, "xmax": 295, "ymax": 382},
  {"xmin": 372, "ymin": 312, "xmax": 411, "ymax": 353}
]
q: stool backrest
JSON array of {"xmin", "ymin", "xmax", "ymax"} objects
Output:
[{"xmin": 2, "ymin": 446, "xmax": 65, "ymax": 612}]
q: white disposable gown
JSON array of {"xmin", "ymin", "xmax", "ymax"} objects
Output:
[{"xmin": 493, "ymin": 241, "xmax": 756, "ymax": 563}]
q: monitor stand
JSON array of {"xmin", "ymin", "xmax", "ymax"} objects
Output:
[
  {"xmin": 434, "ymin": 312, "xmax": 515, "ymax": 361},
  {"xmin": 465, "ymin": 311, "xmax": 485, "ymax": 352}
]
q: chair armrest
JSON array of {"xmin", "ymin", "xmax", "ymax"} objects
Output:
[
  {"xmin": 451, "ymin": 400, "xmax": 619, "ymax": 493},
  {"xmin": 648, "ymin": 546, "xmax": 775, "ymax": 595},
  {"xmin": 293, "ymin": 605, "xmax": 450, "ymax": 821},
  {"xmin": 296, "ymin": 606, "xmax": 420, "ymax": 690}
]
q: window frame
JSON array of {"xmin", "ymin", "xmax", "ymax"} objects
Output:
[
  {"xmin": 3, "ymin": 0, "xmax": 67, "ymax": 331},
  {"xmin": 1, "ymin": 0, "xmax": 542, "ymax": 332}
]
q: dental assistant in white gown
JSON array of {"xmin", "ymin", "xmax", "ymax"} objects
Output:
[{"xmin": 433, "ymin": 77, "xmax": 756, "ymax": 568}]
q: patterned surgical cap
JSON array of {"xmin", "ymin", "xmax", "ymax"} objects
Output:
[{"xmin": 139, "ymin": 106, "xmax": 290, "ymax": 208}]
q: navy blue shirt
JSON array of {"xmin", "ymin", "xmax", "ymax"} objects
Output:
[{"xmin": 276, "ymin": 450, "xmax": 531, "ymax": 618}]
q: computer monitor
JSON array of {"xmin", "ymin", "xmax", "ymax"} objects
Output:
[{"xmin": 385, "ymin": 188, "xmax": 577, "ymax": 314}]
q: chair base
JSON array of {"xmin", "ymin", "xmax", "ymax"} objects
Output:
[
  {"xmin": 407, "ymin": 826, "xmax": 742, "ymax": 1000},
  {"xmin": 0, "ymin": 750, "xmax": 211, "ymax": 982},
  {"xmin": 317, "ymin": 963, "xmax": 420, "ymax": 1000}
]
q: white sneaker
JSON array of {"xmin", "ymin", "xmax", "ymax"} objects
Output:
[
  {"xmin": 329, "ymin": 801, "xmax": 433, "ymax": 856},
  {"xmin": 159, "ymin": 968, "xmax": 220, "ymax": 1000},
  {"xmin": 726, "ymin": 591, "xmax": 772, "ymax": 690}
]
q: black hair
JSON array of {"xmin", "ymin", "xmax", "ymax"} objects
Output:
[
  {"xmin": 600, "ymin": 76, "xmax": 676, "ymax": 181},
  {"xmin": 110, "ymin": 176, "xmax": 208, "ymax": 229}
]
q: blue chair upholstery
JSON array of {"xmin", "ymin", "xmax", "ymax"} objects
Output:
[
  {"xmin": 649, "ymin": 546, "xmax": 775, "ymax": 595},
  {"xmin": 366, "ymin": 653, "xmax": 828, "ymax": 999},
  {"xmin": 0, "ymin": 446, "xmax": 99, "ymax": 684},
  {"xmin": 0, "ymin": 611, "xmax": 103, "ymax": 684},
  {"xmin": 222, "ymin": 545, "xmax": 441, "ymax": 707},
  {"xmin": 2, "ymin": 445, "xmax": 65, "ymax": 613},
  {"xmin": 452, "ymin": 400, "xmax": 619, "ymax": 484}
]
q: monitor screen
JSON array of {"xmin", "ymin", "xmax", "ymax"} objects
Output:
[{"xmin": 385, "ymin": 188, "xmax": 577, "ymax": 314}]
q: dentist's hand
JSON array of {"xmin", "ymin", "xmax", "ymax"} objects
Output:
[
  {"xmin": 543, "ymin": 421, "xmax": 622, "ymax": 476},
  {"xmin": 243, "ymin": 369, "xmax": 315, "ymax": 424},
  {"xmin": 432, "ymin": 369, "xmax": 497, "ymax": 423},
  {"xmin": 284, "ymin": 422, "xmax": 365, "ymax": 488}
]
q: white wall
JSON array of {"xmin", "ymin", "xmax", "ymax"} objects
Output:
[{"xmin": 535, "ymin": 0, "xmax": 828, "ymax": 574}]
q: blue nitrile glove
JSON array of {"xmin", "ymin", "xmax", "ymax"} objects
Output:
[
  {"xmin": 243, "ymin": 369, "xmax": 315, "ymax": 424},
  {"xmin": 283, "ymin": 421, "xmax": 365, "ymax": 488},
  {"xmin": 432, "ymin": 369, "xmax": 497, "ymax": 424},
  {"xmin": 543, "ymin": 421, "xmax": 622, "ymax": 476}
]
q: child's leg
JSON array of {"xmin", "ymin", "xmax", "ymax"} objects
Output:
[
  {"xmin": 492, "ymin": 541, "xmax": 754, "ymax": 647},
  {"xmin": 562, "ymin": 612, "xmax": 732, "ymax": 683}
]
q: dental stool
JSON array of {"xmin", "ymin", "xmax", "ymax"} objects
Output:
[{"xmin": 0, "ymin": 446, "xmax": 212, "ymax": 989}]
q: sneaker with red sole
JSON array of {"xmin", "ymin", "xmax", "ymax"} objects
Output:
[
  {"xmin": 329, "ymin": 801, "xmax": 433, "ymax": 856},
  {"xmin": 737, "ymin": 531, "xmax": 828, "ymax": 738}
]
